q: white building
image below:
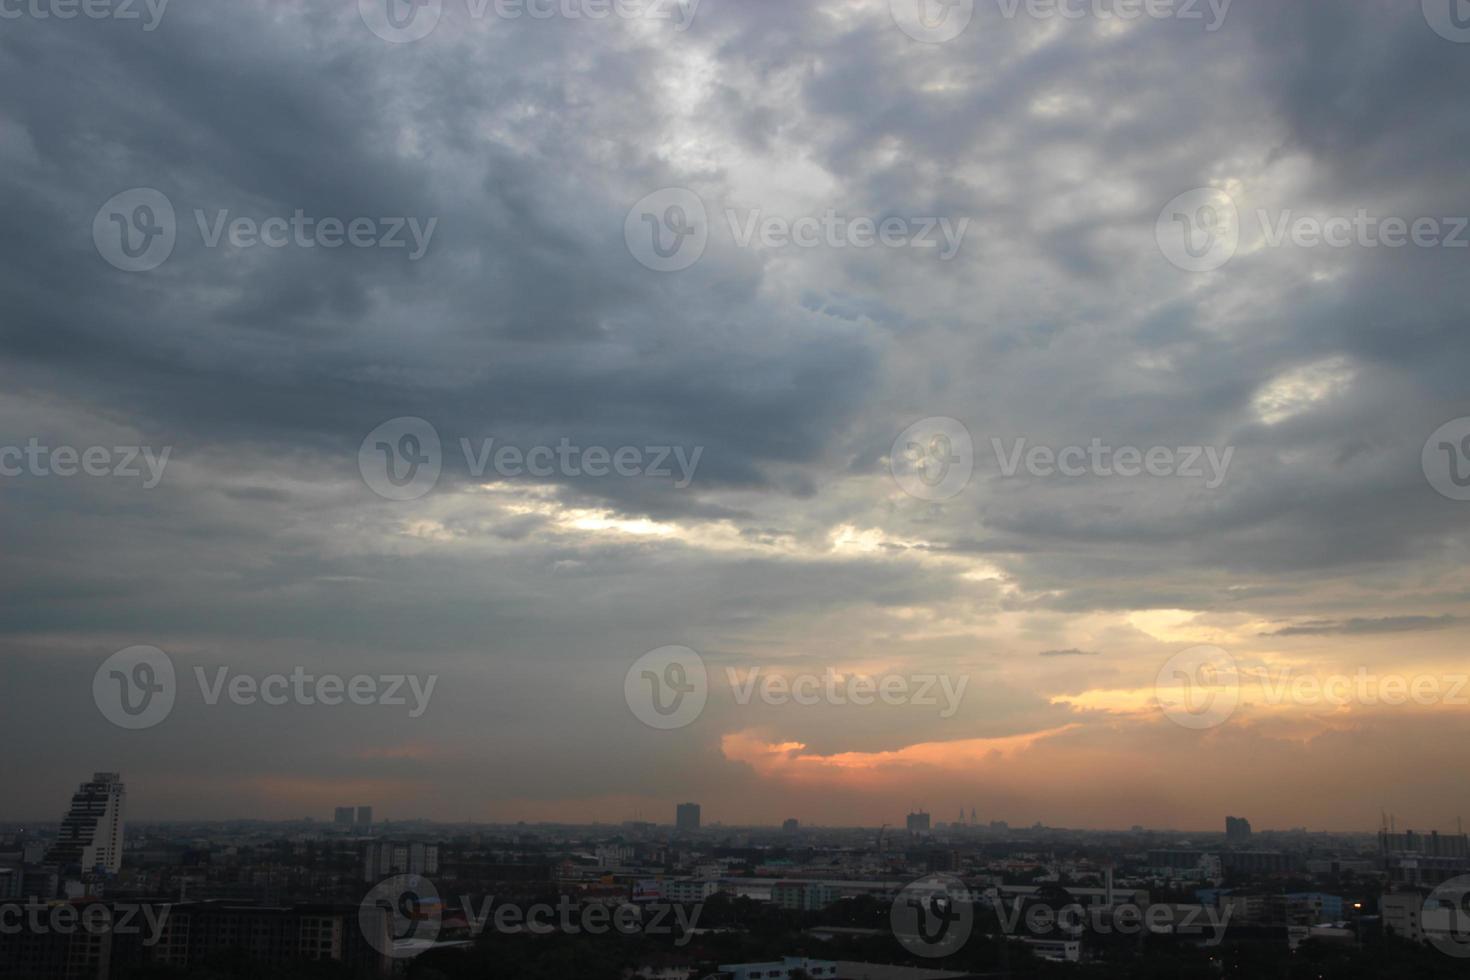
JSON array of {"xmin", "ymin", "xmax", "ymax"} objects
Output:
[
  {"xmin": 666, "ymin": 879, "xmax": 721, "ymax": 903},
  {"xmin": 1019, "ymin": 938, "xmax": 1081, "ymax": 962},
  {"xmin": 720, "ymin": 957, "xmax": 839, "ymax": 980},
  {"xmin": 47, "ymin": 773, "xmax": 125, "ymax": 874}
]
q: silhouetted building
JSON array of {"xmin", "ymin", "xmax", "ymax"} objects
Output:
[
  {"xmin": 906, "ymin": 811, "xmax": 931, "ymax": 834},
  {"xmin": 676, "ymin": 803, "xmax": 701, "ymax": 832},
  {"xmin": 1225, "ymin": 816, "xmax": 1252, "ymax": 843}
]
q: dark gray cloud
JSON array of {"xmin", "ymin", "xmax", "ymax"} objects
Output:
[{"xmin": 1264, "ymin": 615, "xmax": 1461, "ymax": 637}]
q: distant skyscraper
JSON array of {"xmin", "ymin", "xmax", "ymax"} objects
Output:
[
  {"xmin": 783, "ymin": 819, "xmax": 800, "ymax": 833},
  {"xmin": 1226, "ymin": 815, "xmax": 1253, "ymax": 842},
  {"xmin": 47, "ymin": 773, "xmax": 125, "ymax": 874},
  {"xmin": 356, "ymin": 806, "xmax": 373, "ymax": 829},
  {"xmin": 676, "ymin": 803, "xmax": 701, "ymax": 832},
  {"xmin": 334, "ymin": 807, "xmax": 355, "ymax": 826},
  {"xmin": 906, "ymin": 811, "xmax": 931, "ymax": 833}
]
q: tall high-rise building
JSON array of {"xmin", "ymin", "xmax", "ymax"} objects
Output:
[
  {"xmin": 334, "ymin": 807, "xmax": 354, "ymax": 826},
  {"xmin": 47, "ymin": 773, "xmax": 125, "ymax": 874},
  {"xmin": 676, "ymin": 803, "xmax": 701, "ymax": 832},
  {"xmin": 356, "ymin": 806, "xmax": 373, "ymax": 830},
  {"xmin": 906, "ymin": 811, "xmax": 931, "ymax": 833},
  {"xmin": 1226, "ymin": 815, "xmax": 1253, "ymax": 842}
]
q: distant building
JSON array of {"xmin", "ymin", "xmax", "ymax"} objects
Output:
[
  {"xmin": 782, "ymin": 819, "xmax": 800, "ymax": 833},
  {"xmin": 720, "ymin": 957, "xmax": 838, "ymax": 980},
  {"xmin": 906, "ymin": 811, "xmax": 931, "ymax": 834},
  {"xmin": 334, "ymin": 807, "xmax": 355, "ymax": 827},
  {"xmin": 363, "ymin": 841, "xmax": 439, "ymax": 880},
  {"xmin": 356, "ymin": 806, "xmax": 373, "ymax": 830},
  {"xmin": 1020, "ymin": 937, "xmax": 1081, "ymax": 962},
  {"xmin": 1148, "ymin": 849, "xmax": 1206, "ymax": 870},
  {"xmin": 1225, "ymin": 816, "xmax": 1252, "ymax": 843},
  {"xmin": 676, "ymin": 803, "xmax": 701, "ymax": 832},
  {"xmin": 1285, "ymin": 892, "xmax": 1344, "ymax": 923},
  {"xmin": 1379, "ymin": 828, "xmax": 1470, "ymax": 886},
  {"xmin": 47, "ymin": 773, "xmax": 125, "ymax": 874},
  {"xmin": 1220, "ymin": 851, "xmax": 1294, "ymax": 874},
  {"xmin": 666, "ymin": 879, "xmax": 721, "ymax": 903},
  {"xmin": 771, "ymin": 881, "xmax": 837, "ymax": 911},
  {"xmin": 1381, "ymin": 891, "xmax": 1425, "ymax": 943}
]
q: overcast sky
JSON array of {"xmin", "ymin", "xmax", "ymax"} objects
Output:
[{"xmin": 3, "ymin": 0, "xmax": 1469, "ymax": 832}]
